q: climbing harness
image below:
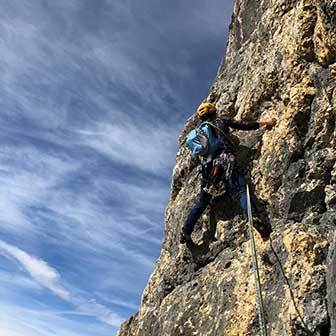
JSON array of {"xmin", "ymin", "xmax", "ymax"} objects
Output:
[
  {"xmin": 246, "ymin": 184, "xmax": 268, "ymax": 336},
  {"xmin": 213, "ymin": 152, "xmax": 235, "ymax": 182},
  {"xmin": 199, "ymin": 152, "xmax": 235, "ymax": 197}
]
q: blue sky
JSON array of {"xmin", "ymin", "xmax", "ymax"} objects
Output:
[{"xmin": 0, "ymin": 1, "xmax": 232, "ymax": 335}]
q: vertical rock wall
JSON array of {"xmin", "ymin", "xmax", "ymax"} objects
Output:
[{"xmin": 118, "ymin": 0, "xmax": 335, "ymax": 335}]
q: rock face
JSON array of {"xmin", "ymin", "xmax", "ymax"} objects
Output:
[{"xmin": 117, "ymin": 0, "xmax": 336, "ymax": 335}]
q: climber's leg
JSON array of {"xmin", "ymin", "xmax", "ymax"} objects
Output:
[
  {"xmin": 228, "ymin": 169, "xmax": 257, "ymax": 218},
  {"xmin": 183, "ymin": 179, "xmax": 212, "ymax": 236},
  {"xmin": 229, "ymin": 169, "xmax": 272, "ymax": 239}
]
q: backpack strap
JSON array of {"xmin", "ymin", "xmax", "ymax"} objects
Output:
[{"xmin": 203, "ymin": 121, "xmax": 236, "ymax": 150}]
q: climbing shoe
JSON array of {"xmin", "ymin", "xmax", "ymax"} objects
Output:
[
  {"xmin": 180, "ymin": 231, "xmax": 192, "ymax": 244},
  {"xmin": 253, "ymin": 216, "xmax": 272, "ymax": 240}
]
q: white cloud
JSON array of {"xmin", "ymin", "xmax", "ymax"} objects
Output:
[
  {"xmin": 0, "ymin": 240, "xmax": 125, "ymax": 327},
  {"xmin": 0, "ymin": 240, "xmax": 70, "ymax": 300},
  {"xmin": 0, "ymin": 196, "xmax": 32, "ymax": 231},
  {"xmin": 0, "ymin": 303, "xmax": 116, "ymax": 336},
  {"xmin": 0, "ymin": 146, "xmax": 77, "ymax": 234},
  {"xmin": 0, "ymin": 269, "xmax": 41, "ymax": 291},
  {"xmin": 80, "ymin": 120, "xmax": 178, "ymax": 174},
  {"xmin": 0, "ymin": 1, "xmax": 232, "ymax": 335},
  {"xmin": 91, "ymin": 175, "xmax": 169, "ymax": 214},
  {"xmin": 0, "ymin": 141, "xmax": 161, "ymax": 278},
  {"xmin": 95, "ymin": 294, "xmax": 139, "ymax": 310},
  {"xmin": 41, "ymin": 182, "xmax": 162, "ymax": 260},
  {"xmin": 74, "ymin": 299, "xmax": 124, "ymax": 327}
]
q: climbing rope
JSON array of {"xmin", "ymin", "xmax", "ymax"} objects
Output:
[
  {"xmin": 246, "ymin": 185, "xmax": 315, "ymax": 335},
  {"xmin": 246, "ymin": 185, "xmax": 268, "ymax": 336}
]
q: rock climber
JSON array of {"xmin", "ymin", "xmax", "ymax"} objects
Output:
[{"xmin": 180, "ymin": 101, "xmax": 276, "ymax": 244}]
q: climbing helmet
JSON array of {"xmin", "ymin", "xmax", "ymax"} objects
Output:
[{"xmin": 196, "ymin": 102, "xmax": 217, "ymax": 119}]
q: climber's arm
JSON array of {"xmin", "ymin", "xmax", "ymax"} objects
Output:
[{"xmin": 225, "ymin": 117, "xmax": 276, "ymax": 130}]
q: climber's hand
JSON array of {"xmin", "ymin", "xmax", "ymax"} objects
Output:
[{"xmin": 258, "ymin": 118, "xmax": 276, "ymax": 128}]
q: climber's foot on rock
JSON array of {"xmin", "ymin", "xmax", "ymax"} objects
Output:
[{"xmin": 180, "ymin": 231, "xmax": 192, "ymax": 244}]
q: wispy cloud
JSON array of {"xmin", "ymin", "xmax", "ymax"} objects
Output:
[
  {"xmin": 0, "ymin": 141, "xmax": 161, "ymax": 287},
  {"xmin": 0, "ymin": 240, "xmax": 70, "ymax": 300},
  {"xmin": 0, "ymin": 145, "xmax": 77, "ymax": 235},
  {"xmin": 0, "ymin": 240, "xmax": 124, "ymax": 327},
  {"xmin": 0, "ymin": 0, "xmax": 232, "ymax": 334},
  {"xmin": 0, "ymin": 269, "xmax": 41, "ymax": 291},
  {"xmin": 78, "ymin": 120, "xmax": 178, "ymax": 174},
  {"xmin": 0, "ymin": 303, "xmax": 117, "ymax": 336}
]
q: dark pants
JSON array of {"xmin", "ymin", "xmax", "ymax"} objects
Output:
[{"xmin": 183, "ymin": 168, "xmax": 257, "ymax": 235}]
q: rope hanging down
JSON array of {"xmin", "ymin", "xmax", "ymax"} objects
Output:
[
  {"xmin": 247, "ymin": 185, "xmax": 315, "ymax": 335},
  {"xmin": 246, "ymin": 185, "xmax": 268, "ymax": 336}
]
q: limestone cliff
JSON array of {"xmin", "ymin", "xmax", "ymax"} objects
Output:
[{"xmin": 117, "ymin": 0, "xmax": 336, "ymax": 335}]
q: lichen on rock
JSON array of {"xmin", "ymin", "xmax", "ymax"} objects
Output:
[{"xmin": 118, "ymin": 0, "xmax": 336, "ymax": 335}]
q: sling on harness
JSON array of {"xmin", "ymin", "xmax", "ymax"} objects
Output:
[{"xmin": 200, "ymin": 152, "xmax": 235, "ymax": 196}]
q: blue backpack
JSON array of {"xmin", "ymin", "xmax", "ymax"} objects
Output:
[{"xmin": 185, "ymin": 122, "xmax": 220, "ymax": 157}]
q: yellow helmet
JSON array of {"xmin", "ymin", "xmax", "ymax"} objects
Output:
[{"xmin": 196, "ymin": 102, "xmax": 217, "ymax": 119}]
